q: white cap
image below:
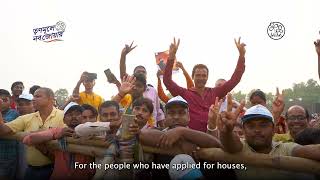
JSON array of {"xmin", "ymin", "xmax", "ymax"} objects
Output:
[
  {"xmin": 241, "ymin": 104, "xmax": 274, "ymax": 124},
  {"xmin": 165, "ymin": 96, "xmax": 188, "ymax": 109},
  {"xmin": 18, "ymin": 93, "xmax": 33, "ymax": 101},
  {"xmin": 169, "ymin": 154, "xmax": 203, "ymax": 180},
  {"xmin": 63, "ymin": 102, "xmax": 82, "ymax": 115}
]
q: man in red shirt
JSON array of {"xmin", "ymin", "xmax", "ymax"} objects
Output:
[{"xmin": 163, "ymin": 38, "xmax": 246, "ymax": 132}]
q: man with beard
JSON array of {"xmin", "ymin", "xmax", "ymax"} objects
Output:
[
  {"xmin": 219, "ymin": 104, "xmax": 319, "ymax": 179},
  {"xmin": 163, "ymin": 38, "xmax": 246, "ymax": 132},
  {"xmin": 0, "ymin": 87, "xmax": 65, "ymax": 180}
]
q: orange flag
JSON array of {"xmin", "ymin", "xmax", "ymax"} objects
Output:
[{"xmin": 155, "ymin": 50, "xmax": 178, "ymax": 72}]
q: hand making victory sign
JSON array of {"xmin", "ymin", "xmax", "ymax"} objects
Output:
[
  {"xmin": 235, "ymin": 37, "xmax": 246, "ymax": 57},
  {"xmin": 168, "ymin": 38, "xmax": 180, "ymax": 61}
]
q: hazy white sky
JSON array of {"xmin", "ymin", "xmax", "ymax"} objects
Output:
[{"xmin": 1, "ymin": 0, "xmax": 319, "ymax": 99}]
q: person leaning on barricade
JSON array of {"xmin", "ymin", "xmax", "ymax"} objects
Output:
[
  {"xmin": 0, "ymin": 89, "xmax": 20, "ymax": 180},
  {"xmin": 139, "ymin": 96, "xmax": 227, "ymax": 179},
  {"xmin": 74, "ymin": 98, "xmax": 153, "ymax": 179},
  {"xmin": 22, "ymin": 102, "xmax": 96, "ymax": 180},
  {"xmin": 81, "ymin": 104, "xmax": 98, "ymax": 123},
  {"xmin": 0, "ymin": 87, "xmax": 65, "ymax": 180},
  {"xmin": 216, "ymin": 94, "xmax": 320, "ymax": 180}
]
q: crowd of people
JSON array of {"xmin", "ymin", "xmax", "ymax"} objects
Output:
[{"xmin": 0, "ymin": 38, "xmax": 319, "ymax": 180}]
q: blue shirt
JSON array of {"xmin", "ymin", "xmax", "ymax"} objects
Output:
[{"xmin": 0, "ymin": 109, "xmax": 19, "ymax": 160}]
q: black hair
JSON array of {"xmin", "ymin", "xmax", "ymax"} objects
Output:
[
  {"xmin": 0, "ymin": 89, "xmax": 11, "ymax": 97},
  {"xmin": 29, "ymin": 85, "xmax": 41, "ymax": 95},
  {"xmin": 132, "ymin": 97, "xmax": 154, "ymax": 114},
  {"xmin": 192, "ymin": 64, "xmax": 209, "ymax": 78},
  {"xmin": 37, "ymin": 87, "xmax": 55, "ymax": 99},
  {"xmin": 133, "ymin": 73, "xmax": 147, "ymax": 89},
  {"xmin": 285, "ymin": 106, "xmax": 310, "ymax": 121},
  {"xmin": 81, "ymin": 104, "xmax": 98, "ymax": 117},
  {"xmin": 11, "ymin": 81, "xmax": 24, "ymax": 91},
  {"xmin": 133, "ymin": 66, "xmax": 146, "ymax": 73},
  {"xmin": 98, "ymin": 101, "xmax": 120, "ymax": 114},
  {"xmin": 294, "ymin": 128, "xmax": 320, "ymax": 145},
  {"xmin": 249, "ymin": 89, "xmax": 266, "ymax": 102}
]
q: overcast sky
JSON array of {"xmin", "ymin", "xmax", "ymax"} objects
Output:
[{"xmin": 1, "ymin": 0, "xmax": 319, "ymax": 99}]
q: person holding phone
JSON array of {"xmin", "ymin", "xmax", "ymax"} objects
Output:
[
  {"xmin": 72, "ymin": 72, "xmax": 104, "ymax": 110},
  {"xmin": 104, "ymin": 69, "xmax": 121, "ymax": 90}
]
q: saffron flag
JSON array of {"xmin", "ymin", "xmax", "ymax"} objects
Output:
[{"xmin": 155, "ymin": 50, "xmax": 179, "ymax": 73}]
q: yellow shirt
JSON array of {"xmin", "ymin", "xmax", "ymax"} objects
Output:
[
  {"xmin": 79, "ymin": 92, "xmax": 104, "ymax": 110},
  {"xmin": 120, "ymin": 94, "xmax": 155, "ymax": 128},
  {"xmin": 236, "ymin": 139, "xmax": 310, "ymax": 180},
  {"xmin": 6, "ymin": 108, "xmax": 65, "ymax": 166},
  {"xmin": 273, "ymin": 133, "xmax": 294, "ymax": 143}
]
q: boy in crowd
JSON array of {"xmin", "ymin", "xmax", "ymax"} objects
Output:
[
  {"xmin": 73, "ymin": 72, "xmax": 104, "ymax": 110},
  {"xmin": 112, "ymin": 74, "xmax": 156, "ymax": 128},
  {"xmin": 81, "ymin": 104, "xmax": 98, "ymax": 123},
  {"xmin": 10, "ymin": 81, "xmax": 24, "ymax": 109}
]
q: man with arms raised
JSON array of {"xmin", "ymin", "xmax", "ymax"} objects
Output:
[{"xmin": 163, "ymin": 38, "xmax": 246, "ymax": 132}]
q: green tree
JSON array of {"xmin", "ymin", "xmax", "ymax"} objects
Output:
[
  {"xmin": 55, "ymin": 89, "xmax": 69, "ymax": 108},
  {"xmin": 232, "ymin": 91, "xmax": 247, "ymax": 102},
  {"xmin": 283, "ymin": 79, "xmax": 320, "ymax": 112}
]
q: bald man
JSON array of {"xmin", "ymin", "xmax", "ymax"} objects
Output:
[{"xmin": 273, "ymin": 105, "xmax": 310, "ymax": 143}]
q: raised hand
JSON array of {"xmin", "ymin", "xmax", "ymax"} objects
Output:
[
  {"xmin": 272, "ymin": 87, "xmax": 285, "ymax": 117},
  {"xmin": 121, "ymin": 41, "xmax": 137, "ymax": 56},
  {"xmin": 79, "ymin": 72, "xmax": 88, "ymax": 83},
  {"xmin": 218, "ymin": 93, "xmax": 245, "ymax": 133},
  {"xmin": 234, "ymin": 37, "xmax": 246, "ymax": 57},
  {"xmin": 314, "ymin": 39, "xmax": 320, "ymax": 56},
  {"xmin": 119, "ymin": 75, "xmax": 136, "ymax": 96},
  {"xmin": 156, "ymin": 70, "xmax": 163, "ymax": 78},
  {"xmin": 168, "ymin": 38, "xmax": 180, "ymax": 61},
  {"xmin": 175, "ymin": 61, "xmax": 184, "ymax": 70},
  {"xmin": 208, "ymin": 97, "xmax": 222, "ymax": 130}
]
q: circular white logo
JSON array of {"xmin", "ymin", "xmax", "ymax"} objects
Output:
[
  {"xmin": 267, "ymin": 22, "xmax": 285, "ymax": 40},
  {"xmin": 55, "ymin": 21, "xmax": 66, "ymax": 32}
]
